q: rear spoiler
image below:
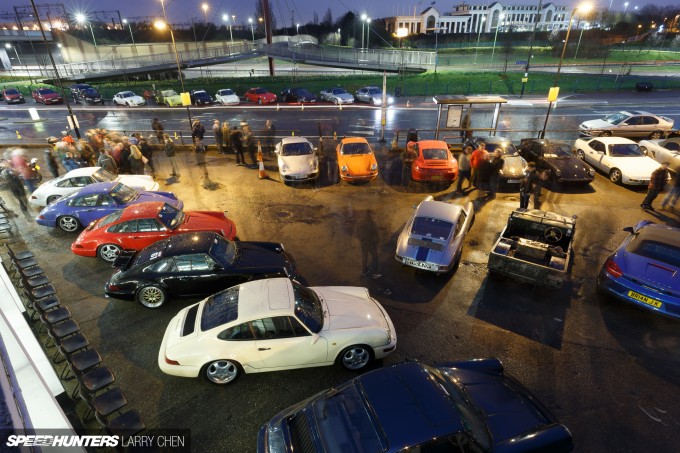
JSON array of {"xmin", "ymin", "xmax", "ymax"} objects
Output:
[{"xmin": 112, "ymin": 250, "xmax": 135, "ymax": 269}]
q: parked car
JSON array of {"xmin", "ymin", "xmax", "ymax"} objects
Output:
[
  {"xmin": 474, "ymin": 136, "xmax": 527, "ymax": 184},
  {"xmin": 35, "ymin": 182, "xmax": 182, "ymax": 232},
  {"xmin": 395, "ymin": 195, "xmax": 474, "ymax": 274},
  {"xmin": 274, "ymin": 136, "xmax": 319, "ymax": 183},
  {"xmin": 32, "ymin": 88, "xmax": 63, "ymax": 104},
  {"xmin": 190, "ymin": 89, "xmax": 213, "ymax": 106},
  {"xmin": 257, "ymin": 360, "xmax": 573, "ymax": 453},
  {"xmin": 1, "ymin": 87, "xmax": 25, "ymax": 104},
  {"xmin": 597, "ymin": 220, "xmax": 680, "ymax": 320},
  {"xmin": 71, "ymin": 201, "xmax": 237, "ymax": 262},
  {"xmin": 639, "ymin": 137, "xmax": 680, "ymax": 174},
  {"xmin": 157, "ymin": 277, "xmax": 397, "ymax": 384},
  {"xmin": 410, "ymin": 140, "xmax": 458, "ymax": 184},
  {"xmin": 105, "ymin": 231, "xmax": 296, "ymax": 308},
  {"xmin": 574, "ymin": 137, "xmax": 661, "ymax": 185},
  {"xmin": 279, "ymin": 87, "xmax": 317, "ymax": 103},
  {"xmin": 77, "ymin": 87, "xmax": 103, "ymax": 104},
  {"xmin": 244, "ymin": 87, "xmax": 277, "ymax": 104},
  {"xmin": 29, "ymin": 167, "xmax": 158, "ymax": 207},
  {"xmin": 319, "ymin": 86, "xmax": 354, "ymax": 104},
  {"xmin": 336, "ymin": 137, "xmax": 379, "ymax": 182},
  {"xmin": 354, "ymin": 86, "xmax": 394, "ymax": 105},
  {"xmin": 112, "ymin": 91, "xmax": 146, "ymax": 107},
  {"xmin": 215, "ymin": 89, "xmax": 240, "ymax": 105},
  {"xmin": 155, "ymin": 89, "xmax": 183, "ymax": 107},
  {"xmin": 579, "ymin": 111, "xmax": 674, "ymax": 139},
  {"xmin": 68, "ymin": 83, "xmax": 92, "ymax": 98},
  {"xmin": 519, "ymin": 138, "xmax": 595, "ymax": 186}
]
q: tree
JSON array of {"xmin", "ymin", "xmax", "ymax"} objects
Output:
[
  {"xmin": 313, "ymin": 12, "xmax": 319, "ymax": 25},
  {"xmin": 322, "ymin": 8, "xmax": 332, "ymax": 27},
  {"xmin": 254, "ymin": 0, "xmax": 276, "ymax": 30}
]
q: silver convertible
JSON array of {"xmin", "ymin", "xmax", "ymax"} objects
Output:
[{"xmin": 395, "ymin": 196, "xmax": 474, "ymax": 274}]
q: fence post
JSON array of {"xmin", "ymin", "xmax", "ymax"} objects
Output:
[
  {"xmin": 595, "ymin": 78, "xmax": 600, "ymax": 92},
  {"xmin": 530, "ymin": 80, "xmax": 535, "ymax": 94}
]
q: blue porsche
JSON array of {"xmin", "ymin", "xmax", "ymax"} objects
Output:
[
  {"xmin": 597, "ymin": 220, "xmax": 680, "ymax": 320},
  {"xmin": 258, "ymin": 359, "xmax": 573, "ymax": 453},
  {"xmin": 36, "ymin": 182, "xmax": 183, "ymax": 233}
]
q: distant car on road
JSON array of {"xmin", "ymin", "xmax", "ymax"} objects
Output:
[
  {"xmin": 574, "ymin": 136, "xmax": 661, "ymax": 185},
  {"xmin": 68, "ymin": 83, "xmax": 92, "ymax": 98},
  {"xmin": 244, "ymin": 87, "xmax": 277, "ymax": 104},
  {"xmin": 354, "ymin": 86, "xmax": 394, "ymax": 105},
  {"xmin": 279, "ymin": 87, "xmax": 317, "ymax": 103},
  {"xmin": 77, "ymin": 87, "xmax": 103, "ymax": 104},
  {"xmin": 190, "ymin": 89, "xmax": 213, "ymax": 106},
  {"xmin": 639, "ymin": 137, "xmax": 680, "ymax": 174},
  {"xmin": 579, "ymin": 111, "xmax": 674, "ymax": 140},
  {"xmin": 214, "ymin": 89, "xmax": 240, "ymax": 105},
  {"xmin": 32, "ymin": 88, "xmax": 63, "ymax": 105},
  {"xmin": 336, "ymin": 137, "xmax": 378, "ymax": 182},
  {"xmin": 274, "ymin": 136, "xmax": 319, "ymax": 183},
  {"xmin": 1, "ymin": 87, "xmax": 25, "ymax": 104},
  {"xmin": 319, "ymin": 86, "xmax": 354, "ymax": 104},
  {"xmin": 519, "ymin": 138, "xmax": 595, "ymax": 186},
  {"xmin": 112, "ymin": 91, "xmax": 146, "ymax": 107},
  {"xmin": 155, "ymin": 89, "xmax": 183, "ymax": 107}
]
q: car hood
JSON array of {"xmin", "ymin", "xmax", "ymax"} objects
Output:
[
  {"xmin": 234, "ymin": 242, "xmax": 287, "ymax": 270},
  {"xmin": 5, "ymin": 93, "xmax": 22, "ymax": 99},
  {"xmin": 621, "ymin": 253, "xmax": 680, "ymax": 297},
  {"xmin": 580, "ymin": 119, "xmax": 614, "ymax": 130},
  {"xmin": 280, "ymin": 155, "xmax": 318, "ymax": 173},
  {"xmin": 313, "ymin": 286, "xmax": 388, "ymax": 331},
  {"xmin": 165, "ymin": 95, "xmax": 182, "ymax": 101},
  {"xmin": 501, "ymin": 156, "xmax": 526, "ymax": 177},
  {"xmin": 339, "ymin": 154, "xmax": 376, "ymax": 175},
  {"xmin": 176, "ymin": 211, "xmax": 235, "ymax": 238},
  {"xmin": 333, "ymin": 93, "xmax": 354, "ymax": 100},
  {"xmin": 546, "ymin": 156, "xmax": 593, "ymax": 178},
  {"xmin": 135, "ymin": 192, "xmax": 182, "ymax": 209},
  {"xmin": 608, "ymin": 156, "xmax": 659, "ymax": 177},
  {"xmin": 116, "ymin": 175, "xmax": 158, "ymax": 191},
  {"xmin": 397, "ymin": 230, "xmax": 451, "ymax": 264}
]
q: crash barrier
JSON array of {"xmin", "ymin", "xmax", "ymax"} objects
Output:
[{"xmin": 1, "ymin": 240, "xmax": 145, "ymax": 437}]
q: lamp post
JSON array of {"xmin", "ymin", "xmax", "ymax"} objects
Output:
[
  {"xmin": 296, "ymin": 23, "xmax": 300, "ymax": 35},
  {"xmin": 474, "ymin": 16, "xmax": 486, "ymax": 64},
  {"xmin": 75, "ymin": 13, "xmax": 99, "ymax": 60},
  {"xmin": 624, "ymin": 2, "xmax": 629, "ymax": 13},
  {"xmin": 573, "ymin": 21, "xmax": 587, "ymax": 62},
  {"xmin": 396, "ymin": 27, "xmax": 408, "ymax": 75},
  {"xmin": 490, "ymin": 14, "xmax": 505, "ymax": 68},
  {"xmin": 248, "ymin": 18, "xmax": 255, "ymax": 43},
  {"xmin": 222, "ymin": 14, "xmax": 233, "ymax": 43},
  {"xmin": 5, "ymin": 43, "xmax": 33, "ymax": 83},
  {"xmin": 361, "ymin": 13, "xmax": 367, "ymax": 49},
  {"xmin": 122, "ymin": 19, "xmax": 137, "ymax": 54},
  {"xmin": 201, "ymin": 3, "xmax": 209, "ymax": 23},
  {"xmin": 366, "ymin": 18, "xmax": 372, "ymax": 49},
  {"xmin": 337, "ymin": 28, "xmax": 341, "ymax": 45},
  {"xmin": 540, "ymin": 2, "xmax": 592, "ymax": 138},
  {"xmin": 520, "ymin": 0, "xmax": 542, "ymax": 98}
]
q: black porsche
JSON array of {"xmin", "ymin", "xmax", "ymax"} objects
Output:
[
  {"xmin": 104, "ymin": 231, "xmax": 296, "ymax": 308},
  {"xmin": 519, "ymin": 138, "xmax": 595, "ymax": 186}
]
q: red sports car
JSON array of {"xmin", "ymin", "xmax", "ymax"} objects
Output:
[
  {"xmin": 32, "ymin": 88, "xmax": 64, "ymax": 104},
  {"xmin": 71, "ymin": 202, "xmax": 237, "ymax": 262},
  {"xmin": 411, "ymin": 140, "xmax": 458, "ymax": 183},
  {"xmin": 244, "ymin": 87, "xmax": 277, "ymax": 104}
]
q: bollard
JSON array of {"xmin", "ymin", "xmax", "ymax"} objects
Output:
[
  {"xmin": 333, "ymin": 131, "xmax": 337, "ymax": 140},
  {"xmin": 301, "ymin": 103, "xmax": 304, "ymax": 111},
  {"xmin": 15, "ymin": 131, "xmax": 22, "ymax": 139},
  {"xmin": 276, "ymin": 104, "xmax": 280, "ymax": 111},
  {"xmin": 339, "ymin": 103, "xmax": 342, "ymax": 111}
]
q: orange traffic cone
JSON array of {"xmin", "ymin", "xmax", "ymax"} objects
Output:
[{"xmin": 257, "ymin": 142, "xmax": 267, "ymax": 180}]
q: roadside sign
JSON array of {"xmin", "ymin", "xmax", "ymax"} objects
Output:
[
  {"xmin": 515, "ymin": 60, "xmax": 528, "ymax": 65},
  {"xmin": 521, "ymin": 77, "xmax": 528, "ymax": 83},
  {"xmin": 548, "ymin": 87, "xmax": 560, "ymax": 102},
  {"xmin": 181, "ymin": 92, "xmax": 191, "ymax": 106}
]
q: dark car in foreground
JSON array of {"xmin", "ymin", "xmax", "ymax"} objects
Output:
[
  {"xmin": 1, "ymin": 88, "xmax": 25, "ymax": 104},
  {"xmin": 519, "ymin": 138, "xmax": 595, "ymax": 186},
  {"xmin": 190, "ymin": 89, "xmax": 213, "ymax": 106},
  {"xmin": 258, "ymin": 359, "xmax": 572, "ymax": 453},
  {"xmin": 32, "ymin": 88, "xmax": 63, "ymax": 104},
  {"xmin": 279, "ymin": 87, "xmax": 317, "ymax": 103},
  {"xmin": 105, "ymin": 231, "xmax": 296, "ymax": 308},
  {"xmin": 597, "ymin": 220, "xmax": 680, "ymax": 320}
]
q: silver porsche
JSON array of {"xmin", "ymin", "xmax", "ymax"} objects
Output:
[{"xmin": 395, "ymin": 196, "xmax": 475, "ymax": 274}]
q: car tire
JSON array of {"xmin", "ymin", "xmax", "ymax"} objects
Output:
[
  {"xmin": 338, "ymin": 345, "xmax": 373, "ymax": 371},
  {"xmin": 609, "ymin": 168, "xmax": 622, "ymax": 184},
  {"xmin": 57, "ymin": 216, "xmax": 81, "ymax": 233},
  {"xmin": 136, "ymin": 285, "xmax": 167, "ymax": 309},
  {"xmin": 203, "ymin": 359, "xmax": 241, "ymax": 385},
  {"xmin": 46, "ymin": 195, "xmax": 61, "ymax": 205},
  {"xmin": 97, "ymin": 243, "xmax": 122, "ymax": 262},
  {"xmin": 600, "ymin": 131, "xmax": 612, "ymax": 137},
  {"xmin": 333, "ymin": 98, "xmax": 339, "ymax": 105},
  {"xmin": 649, "ymin": 131, "xmax": 663, "ymax": 140},
  {"xmin": 576, "ymin": 149, "xmax": 585, "ymax": 160}
]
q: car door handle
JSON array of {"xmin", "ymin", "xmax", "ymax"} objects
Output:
[{"xmin": 258, "ymin": 347, "xmax": 271, "ymax": 351}]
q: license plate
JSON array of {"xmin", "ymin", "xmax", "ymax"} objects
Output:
[
  {"xmin": 507, "ymin": 179, "xmax": 521, "ymax": 183},
  {"xmin": 431, "ymin": 175, "xmax": 442, "ymax": 181},
  {"xmin": 404, "ymin": 258, "xmax": 436, "ymax": 271},
  {"xmin": 627, "ymin": 290, "xmax": 662, "ymax": 308}
]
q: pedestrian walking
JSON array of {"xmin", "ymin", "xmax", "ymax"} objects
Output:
[
  {"xmin": 128, "ymin": 145, "xmax": 146, "ymax": 175},
  {"xmin": 10, "ymin": 148, "xmax": 36, "ymax": 193},
  {"xmin": 231, "ymin": 126, "xmax": 244, "ymax": 165},
  {"xmin": 212, "ymin": 119, "xmax": 223, "ymax": 152},
  {"xmin": 1, "ymin": 167, "xmax": 30, "ymax": 213},
  {"xmin": 44, "ymin": 147, "xmax": 59, "ymax": 178},
  {"xmin": 164, "ymin": 135, "xmax": 181, "ymax": 178},
  {"xmin": 401, "ymin": 141, "xmax": 417, "ymax": 189},
  {"xmin": 470, "ymin": 141, "xmax": 488, "ymax": 188},
  {"xmin": 476, "ymin": 153, "xmax": 493, "ymax": 199},
  {"xmin": 241, "ymin": 122, "xmax": 256, "ymax": 165},
  {"xmin": 264, "ymin": 120, "xmax": 276, "ymax": 156},
  {"xmin": 641, "ymin": 162, "xmax": 670, "ymax": 211},
  {"xmin": 138, "ymin": 137, "xmax": 155, "ymax": 178},
  {"xmin": 192, "ymin": 120, "xmax": 205, "ymax": 142},
  {"xmin": 119, "ymin": 137, "xmax": 132, "ymax": 174},
  {"xmin": 533, "ymin": 170, "xmax": 551, "ymax": 210},
  {"xmin": 519, "ymin": 162, "xmax": 538, "ymax": 209},
  {"xmin": 220, "ymin": 121, "xmax": 231, "ymax": 154},
  {"xmin": 455, "ymin": 144, "xmax": 473, "ymax": 194},
  {"xmin": 661, "ymin": 170, "xmax": 680, "ymax": 210},
  {"xmin": 152, "ymin": 118, "xmax": 165, "ymax": 144},
  {"xmin": 487, "ymin": 150, "xmax": 504, "ymax": 199},
  {"xmin": 97, "ymin": 149, "xmax": 118, "ymax": 174}
]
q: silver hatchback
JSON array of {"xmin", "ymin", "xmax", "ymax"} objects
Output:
[{"xmin": 579, "ymin": 111, "xmax": 674, "ymax": 139}]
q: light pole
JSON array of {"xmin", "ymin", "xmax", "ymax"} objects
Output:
[
  {"xmin": 122, "ymin": 19, "xmax": 137, "ymax": 54},
  {"xmin": 361, "ymin": 13, "xmax": 367, "ymax": 49},
  {"xmin": 474, "ymin": 16, "xmax": 486, "ymax": 64},
  {"xmin": 75, "ymin": 13, "xmax": 99, "ymax": 60},
  {"xmin": 366, "ymin": 18, "xmax": 372, "ymax": 49},
  {"xmin": 155, "ymin": 20, "xmax": 193, "ymax": 131},
  {"xmin": 573, "ymin": 21, "xmax": 587, "ymax": 62},
  {"xmin": 248, "ymin": 18, "xmax": 255, "ymax": 43},
  {"xmin": 540, "ymin": 2, "xmax": 592, "ymax": 138},
  {"xmin": 624, "ymin": 2, "xmax": 629, "ymax": 13},
  {"xmin": 222, "ymin": 14, "xmax": 233, "ymax": 43},
  {"xmin": 520, "ymin": 0, "xmax": 542, "ymax": 98},
  {"xmin": 201, "ymin": 3, "xmax": 209, "ymax": 23},
  {"xmin": 5, "ymin": 43, "xmax": 33, "ymax": 83},
  {"xmin": 396, "ymin": 27, "xmax": 408, "ymax": 75},
  {"xmin": 490, "ymin": 14, "xmax": 505, "ymax": 68},
  {"xmin": 296, "ymin": 23, "xmax": 300, "ymax": 35},
  {"xmin": 337, "ymin": 28, "xmax": 341, "ymax": 45}
]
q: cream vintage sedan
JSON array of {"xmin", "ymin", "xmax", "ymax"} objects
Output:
[{"xmin": 158, "ymin": 278, "xmax": 397, "ymax": 384}]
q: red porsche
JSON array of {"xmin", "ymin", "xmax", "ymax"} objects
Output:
[
  {"xmin": 411, "ymin": 140, "xmax": 458, "ymax": 184},
  {"xmin": 71, "ymin": 202, "xmax": 237, "ymax": 262},
  {"xmin": 244, "ymin": 87, "xmax": 277, "ymax": 104}
]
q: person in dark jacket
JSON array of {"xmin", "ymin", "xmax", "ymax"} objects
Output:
[
  {"xmin": 97, "ymin": 149, "xmax": 117, "ymax": 174},
  {"xmin": 487, "ymin": 150, "xmax": 504, "ymax": 199},
  {"xmin": 164, "ymin": 135, "xmax": 180, "ymax": 177},
  {"xmin": 152, "ymin": 118, "xmax": 165, "ymax": 144},
  {"xmin": 519, "ymin": 162, "xmax": 538, "ymax": 209},
  {"xmin": 661, "ymin": 169, "xmax": 680, "ymax": 210},
  {"xmin": 231, "ymin": 127, "xmax": 244, "ymax": 165},
  {"xmin": 401, "ymin": 142, "xmax": 417, "ymax": 189},
  {"xmin": 44, "ymin": 147, "xmax": 59, "ymax": 178},
  {"xmin": 476, "ymin": 153, "xmax": 493, "ymax": 199},
  {"xmin": 192, "ymin": 120, "xmax": 205, "ymax": 142},
  {"xmin": 138, "ymin": 137, "xmax": 155, "ymax": 178},
  {"xmin": 2, "ymin": 167, "xmax": 30, "ymax": 213},
  {"xmin": 119, "ymin": 137, "xmax": 132, "ymax": 174},
  {"xmin": 641, "ymin": 162, "xmax": 669, "ymax": 211}
]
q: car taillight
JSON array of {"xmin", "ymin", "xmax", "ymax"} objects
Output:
[
  {"xmin": 165, "ymin": 356, "xmax": 180, "ymax": 366},
  {"xmin": 38, "ymin": 215, "xmax": 45, "ymax": 219},
  {"xmin": 73, "ymin": 244, "xmax": 83, "ymax": 249},
  {"xmin": 605, "ymin": 259, "xmax": 623, "ymax": 278},
  {"xmin": 107, "ymin": 284, "xmax": 120, "ymax": 291}
]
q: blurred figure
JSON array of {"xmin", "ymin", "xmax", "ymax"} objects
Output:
[
  {"xmin": 128, "ymin": 145, "xmax": 145, "ymax": 175},
  {"xmin": 487, "ymin": 150, "xmax": 504, "ymax": 199},
  {"xmin": 455, "ymin": 144, "xmax": 473, "ymax": 194},
  {"xmin": 10, "ymin": 148, "xmax": 35, "ymax": 193},
  {"xmin": 152, "ymin": 118, "xmax": 165, "ymax": 143},
  {"xmin": 212, "ymin": 119, "xmax": 223, "ymax": 152},
  {"xmin": 641, "ymin": 162, "xmax": 670, "ymax": 211},
  {"xmin": 264, "ymin": 120, "xmax": 276, "ymax": 156},
  {"xmin": 62, "ymin": 152, "xmax": 80, "ymax": 172},
  {"xmin": 476, "ymin": 152, "xmax": 493, "ymax": 200},
  {"xmin": 97, "ymin": 149, "xmax": 118, "ymax": 174},
  {"xmin": 164, "ymin": 135, "xmax": 181, "ymax": 178},
  {"xmin": 519, "ymin": 162, "xmax": 538, "ymax": 209},
  {"xmin": 1, "ymin": 166, "xmax": 30, "ymax": 213},
  {"xmin": 358, "ymin": 210, "xmax": 382, "ymax": 279},
  {"xmin": 241, "ymin": 121, "xmax": 256, "ymax": 165},
  {"xmin": 470, "ymin": 141, "xmax": 488, "ymax": 188},
  {"xmin": 401, "ymin": 141, "xmax": 417, "ymax": 189},
  {"xmin": 192, "ymin": 120, "xmax": 205, "ymax": 142},
  {"xmin": 661, "ymin": 170, "xmax": 680, "ymax": 210},
  {"xmin": 138, "ymin": 136, "xmax": 155, "ymax": 178},
  {"xmin": 220, "ymin": 121, "xmax": 231, "ymax": 154},
  {"xmin": 44, "ymin": 146, "xmax": 59, "ymax": 178},
  {"xmin": 231, "ymin": 126, "xmax": 244, "ymax": 165}
]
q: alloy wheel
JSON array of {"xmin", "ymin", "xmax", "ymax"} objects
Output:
[{"xmin": 205, "ymin": 360, "xmax": 240, "ymax": 384}]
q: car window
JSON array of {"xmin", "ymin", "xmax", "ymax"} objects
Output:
[
  {"xmin": 664, "ymin": 142, "xmax": 680, "ymax": 151},
  {"xmin": 109, "ymin": 183, "xmax": 137, "ymax": 204},
  {"xmin": 144, "ymin": 257, "xmax": 176, "ymax": 273},
  {"xmin": 55, "ymin": 178, "xmax": 73, "ymax": 188},
  {"xmin": 220, "ymin": 89, "xmax": 234, "ymax": 96},
  {"xmin": 97, "ymin": 194, "xmax": 114, "ymax": 206},
  {"xmin": 98, "ymin": 210, "xmax": 124, "ymax": 228},
  {"xmin": 108, "ymin": 220, "xmax": 137, "ymax": 233},
  {"xmin": 341, "ymin": 142, "xmax": 372, "ymax": 155},
  {"xmin": 609, "ymin": 144, "xmax": 643, "ymax": 157},
  {"xmin": 642, "ymin": 116, "xmax": 659, "ymax": 125},
  {"xmin": 137, "ymin": 218, "xmax": 161, "ymax": 232},
  {"xmin": 251, "ymin": 316, "xmax": 298, "ymax": 339},
  {"xmin": 625, "ymin": 116, "xmax": 642, "ymax": 126},
  {"xmin": 218, "ymin": 322, "xmax": 255, "ymax": 340},
  {"xmin": 5, "ymin": 89, "xmax": 19, "ymax": 95},
  {"xmin": 68, "ymin": 193, "xmax": 99, "ymax": 207},
  {"xmin": 282, "ymin": 142, "xmax": 313, "ymax": 156},
  {"xmin": 92, "ymin": 168, "xmax": 116, "ymax": 182},
  {"xmin": 201, "ymin": 286, "xmax": 240, "ymax": 331},
  {"xmin": 627, "ymin": 238, "xmax": 680, "ymax": 268},
  {"xmin": 454, "ymin": 211, "xmax": 467, "ymax": 237},
  {"xmin": 543, "ymin": 144, "xmax": 573, "ymax": 157},
  {"xmin": 332, "ymin": 88, "xmax": 347, "ymax": 94},
  {"xmin": 73, "ymin": 177, "xmax": 91, "ymax": 187},
  {"xmin": 422, "ymin": 147, "xmax": 449, "ymax": 160},
  {"xmin": 590, "ymin": 140, "xmax": 605, "ymax": 152},
  {"xmin": 484, "ymin": 142, "xmax": 518, "ymax": 156},
  {"xmin": 605, "ymin": 113, "xmax": 628, "ymax": 125},
  {"xmin": 292, "ymin": 281, "xmax": 323, "ymax": 333},
  {"xmin": 209, "ymin": 235, "xmax": 237, "ymax": 265},
  {"xmin": 175, "ymin": 253, "xmax": 212, "ymax": 272},
  {"xmin": 412, "ymin": 217, "xmax": 454, "ymax": 241},
  {"xmin": 157, "ymin": 203, "xmax": 183, "ymax": 229}
]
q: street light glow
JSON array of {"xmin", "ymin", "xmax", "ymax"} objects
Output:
[
  {"xmin": 202, "ymin": 3, "xmax": 209, "ymax": 12},
  {"xmin": 4, "ymin": 43, "xmax": 11, "ymax": 49},
  {"xmin": 222, "ymin": 14, "xmax": 228, "ymax": 22},
  {"xmin": 396, "ymin": 27, "xmax": 408, "ymax": 38},
  {"xmin": 122, "ymin": 18, "xmax": 128, "ymax": 24},
  {"xmin": 75, "ymin": 13, "xmax": 86, "ymax": 24},
  {"xmin": 361, "ymin": 13, "xmax": 367, "ymax": 21},
  {"xmin": 154, "ymin": 20, "xmax": 167, "ymax": 30}
]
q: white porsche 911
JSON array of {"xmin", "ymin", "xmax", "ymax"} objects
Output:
[
  {"xmin": 274, "ymin": 136, "xmax": 319, "ymax": 183},
  {"xmin": 573, "ymin": 137, "xmax": 661, "ymax": 185},
  {"xmin": 158, "ymin": 278, "xmax": 397, "ymax": 384}
]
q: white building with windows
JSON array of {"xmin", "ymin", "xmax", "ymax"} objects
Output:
[{"xmin": 384, "ymin": 2, "xmax": 570, "ymax": 36}]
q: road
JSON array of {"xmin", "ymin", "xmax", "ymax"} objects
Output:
[{"xmin": 0, "ymin": 93, "xmax": 679, "ymax": 452}]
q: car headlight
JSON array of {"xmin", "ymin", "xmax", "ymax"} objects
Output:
[
  {"xmin": 266, "ymin": 423, "xmax": 286, "ymax": 453},
  {"xmin": 341, "ymin": 165, "xmax": 348, "ymax": 173},
  {"xmin": 281, "ymin": 163, "xmax": 289, "ymax": 172},
  {"xmin": 438, "ymin": 265, "xmax": 449, "ymax": 271},
  {"xmin": 555, "ymin": 169, "xmax": 562, "ymax": 176},
  {"xmin": 499, "ymin": 168, "xmax": 504, "ymax": 175},
  {"xmin": 310, "ymin": 160, "xmax": 318, "ymax": 171},
  {"xmin": 414, "ymin": 165, "xmax": 419, "ymax": 171},
  {"xmin": 387, "ymin": 97, "xmax": 394, "ymax": 104},
  {"xmin": 370, "ymin": 163, "xmax": 378, "ymax": 171}
]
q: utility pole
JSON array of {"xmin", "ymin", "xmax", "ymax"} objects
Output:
[
  {"xmin": 520, "ymin": 0, "xmax": 542, "ymax": 98},
  {"xmin": 263, "ymin": 0, "xmax": 275, "ymax": 76}
]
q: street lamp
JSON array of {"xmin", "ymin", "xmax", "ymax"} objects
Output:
[
  {"xmin": 222, "ymin": 14, "xmax": 233, "ymax": 43},
  {"xmin": 573, "ymin": 21, "xmax": 587, "ymax": 62},
  {"xmin": 540, "ymin": 2, "xmax": 593, "ymax": 138},
  {"xmin": 396, "ymin": 27, "xmax": 408, "ymax": 74},
  {"xmin": 366, "ymin": 18, "xmax": 372, "ymax": 49},
  {"xmin": 490, "ymin": 14, "xmax": 505, "ymax": 68},
  {"xmin": 624, "ymin": 2, "xmax": 629, "ymax": 13},
  {"xmin": 248, "ymin": 18, "xmax": 255, "ymax": 43},
  {"xmin": 122, "ymin": 19, "xmax": 137, "ymax": 53},
  {"xmin": 296, "ymin": 23, "xmax": 300, "ymax": 35},
  {"xmin": 201, "ymin": 3, "xmax": 209, "ymax": 23},
  {"xmin": 75, "ymin": 13, "xmax": 99, "ymax": 59},
  {"xmin": 474, "ymin": 16, "xmax": 486, "ymax": 64},
  {"xmin": 5, "ymin": 43, "xmax": 33, "ymax": 83},
  {"xmin": 361, "ymin": 13, "xmax": 367, "ymax": 50}
]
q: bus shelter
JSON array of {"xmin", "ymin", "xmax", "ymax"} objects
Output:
[{"xmin": 433, "ymin": 95, "xmax": 507, "ymax": 146}]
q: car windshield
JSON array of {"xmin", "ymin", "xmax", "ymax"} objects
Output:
[
  {"xmin": 368, "ymin": 88, "xmax": 381, "ymax": 95},
  {"xmin": 292, "ymin": 281, "xmax": 323, "ymax": 334},
  {"xmin": 412, "ymin": 217, "xmax": 454, "ymax": 241},
  {"xmin": 38, "ymin": 89, "xmax": 55, "ymax": 95},
  {"xmin": 92, "ymin": 168, "xmax": 116, "ymax": 182},
  {"xmin": 209, "ymin": 235, "xmax": 237, "ymax": 265},
  {"xmin": 422, "ymin": 147, "xmax": 449, "ymax": 160},
  {"xmin": 609, "ymin": 144, "xmax": 643, "ymax": 157},
  {"xmin": 254, "ymin": 88, "xmax": 267, "ymax": 94},
  {"xmin": 122, "ymin": 92, "xmax": 133, "ymax": 98},
  {"xmin": 194, "ymin": 91, "xmax": 207, "ymax": 96},
  {"xmin": 282, "ymin": 142, "xmax": 313, "ymax": 156},
  {"xmin": 430, "ymin": 368, "xmax": 493, "ymax": 451},
  {"xmin": 332, "ymin": 88, "xmax": 347, "ymax": 94},
  {"xmin": 5, "ymin": 89, "xmax": 19, "ymax": 95},
  {"xmin": 157, "ymin": 203, "xmax": 184, "ymax": 229},
  {"xmin": 200, "ymin": 286, "xmax": 239, "ymax": 331},
  {"xmin": 311, "ymin": 383, "xmax": 385, "ymax": 453},
  {"xmin": 485, "ymin": 142, "xmax": 518, "ymax": 156},
  {"xmin": 341, "ymin": 142, "xmax": 372, "ymax": 155},
  {"xmin": 98, "ymin": 210, "xmax": 124, "ymax": 229},
  {"xmin": 109, "ymin": 183, "xmax": 138, "ymax": 204},
  {"xmin": 543, "ymin": 144, "xmax": 573, "ymax": 157},
  {"xmin": 82, "ymin": 89, "xmax": 99, "ymax": 96},
  {"xmin": 220, "ymin": 89, "xmax": 234, "ymax": 96},
  {"xmin": 627, "ymin": 238, "xmax": 680, "ymax": 268},
  {"xmin": 163, "ymin": 90, "xmax": 178, "ymax": 96},
  {"xmin": 604, "ymin": 113, "xmax": 629, "ymax": 125}
]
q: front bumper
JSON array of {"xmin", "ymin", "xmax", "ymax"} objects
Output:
[
  {"xmin": 597, "ymin": 270, "xmax": 680, "ymax": 320},
  {"xmin": 281, "ymin": 171, "xmax": 319, "ymax": 182},
  {"xmin": 43, "ymin": 98, "xmax": 63, "ymax": 104},
  {"xmin": 6, "ymin": 98, "xmax": 24, "ymax": 104},
  {"xmin": 104, "ymin": 287, "xmax": 135, "ymax": 301},
  {"xmin": 395, "ymin": 253, "xmax": 449, "ymax": 274},
  {"xmin": 340, "ymin": 171, "xmax": 378, "ymax": 182},
  {"xmin": 621, "ymin": 175, "xmax": 650, "ymax": 186}
]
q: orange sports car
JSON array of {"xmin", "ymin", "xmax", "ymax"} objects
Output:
[
  {"xmin": 336, "ymin": 137, "xmax": 379, "ymax": 182},
  {"xmin": 410, "ymin": 140, "xmax": 458, "ymax": 183}
]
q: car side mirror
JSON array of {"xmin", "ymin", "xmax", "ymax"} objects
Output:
[
  {"xmin": 212, "ymin": 263, "xmax": 223, "ymax": 271},
  {"xmin": 623, "ymin": 226, "xmax": 634, "ymax": 233},
  {"xmin": 621, "ymin": 122, "xmax": 629, "ymax": 126}
]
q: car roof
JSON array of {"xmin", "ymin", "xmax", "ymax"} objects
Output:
[
  {"xmin": 280, "ymin": 136, "xmax": 312, "ymax": 145},
  {"xmin": 340, "ymin": 137, "xmax": 369, "ymax": 144},
  {"xmin": 119, "ymin": 201, "xmax": 165, "ymax": 221},
  {"xmin": 636, "ymin": 223, "xmax": 680, "ymax": 249},
  {"xmin": 417, "ymin": 140, "xmax": 448, "ymax": 148},
  {"xmin": 588, "ymin": 137, "xmax": 637, "ymax": 145},
  {"xmin": 63, "ymin": 167, "xmax": 99, "ymax": 177},
  {"xmin": 143, "ymin": 231, "xmax": 220, "ymax": 259},
  {"xmin": 416, "ymin": 199, "xmax": 462, "ymax": 220},
  {"xmin": 75, "ymin": 181, "xmax": 118, "ymax": 195},
  {"xmin": 227, "ymin": 278, "xmax": 294, "ymax": 323}
]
